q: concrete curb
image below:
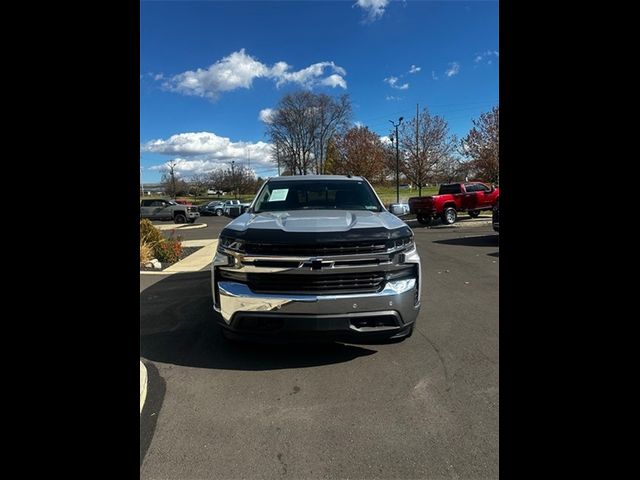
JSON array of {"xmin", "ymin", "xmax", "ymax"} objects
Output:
[
  {"xmin": 154, "ymin": 223, "xmax": 207, "ymax": 231},
  {"xmin": 140, "ymin": 240, "xmax": 218, "ymax": 276},
  {"xmin": 140, "ymin": 361, "xmax": 148, "ymax": 414}
]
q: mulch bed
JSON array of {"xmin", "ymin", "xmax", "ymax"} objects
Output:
[{"xmin": 140, "ymin": 246, "xmax": 201, "ymax": 271}]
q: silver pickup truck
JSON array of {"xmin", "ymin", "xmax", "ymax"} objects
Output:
[
  {"xmin": 211, "ymin": 175, "xmax": 421, "ymax": 342},
  {"xmin": 140, "ymin": 199, "xmax": 200, "ymax": 223}
]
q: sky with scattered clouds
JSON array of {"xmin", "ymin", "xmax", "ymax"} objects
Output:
[{"xmin": 140, "ymin": 0, "xmax": 498, "ymax": 181}]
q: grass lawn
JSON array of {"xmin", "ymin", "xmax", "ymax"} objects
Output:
[
  {"xmin": 372, "ymin": 185, "xmax": 439, "ymax": 205},
  {"xmin": 140, "ymin": 185, "xmax": 439, "ymax": 207}
]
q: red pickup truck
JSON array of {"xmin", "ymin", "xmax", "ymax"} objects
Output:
[{"xmin": 408, "ymin": 182, "xmax": 499, "ymax": 225}]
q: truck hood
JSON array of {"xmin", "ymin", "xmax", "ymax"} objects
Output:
[{"xmin": 224, "ymin": 210, "xmax": 407, "ymax": 233}]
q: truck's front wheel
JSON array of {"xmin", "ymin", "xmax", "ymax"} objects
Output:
[
  {"xmin": 441, "ymin": 207, "xmax": 457, "ymax": 225},
  {"xmin": 417, "ymin": 214, "xmax": 432, "ymax": 226},
  {"xmin": 174, "ymin": 213, "xmax": 187, "ymax": 224}
]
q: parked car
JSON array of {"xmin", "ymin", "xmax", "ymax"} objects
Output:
[
  {"xmin": 492, "ymin": 198, "xmax": 499, "ymax": 233},
  {"xmin": 140, "ymin": 199, "xmax": 200, "ymax": 223},
  {"xmin": 408, "ymin": 182, "xmax": 500, "ymax": 225},
  {"xmin": 211, "ymin": 175, "xmax": 421, "ymax": 342},
  {"xmin": 224, "ymin": 201, "xmax": 251, "ymax": 218},
  {"xmin": 199, "ymin": 201, "xmax": 225, "ymax": 216}
]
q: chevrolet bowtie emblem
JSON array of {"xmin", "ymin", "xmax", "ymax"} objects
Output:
[{"xmin": 309, "ymin": 259, "xmax": 333, "ymax": 270}]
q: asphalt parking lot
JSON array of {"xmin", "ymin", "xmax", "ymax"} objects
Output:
[{"xmin": 141, "ymin": 216, "xmax": 498, "ymax": 479}]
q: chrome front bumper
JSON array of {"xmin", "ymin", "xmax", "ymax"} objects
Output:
[{"xmin": 211, "ymin": 243, "xmax": 421, "ymax": 335}]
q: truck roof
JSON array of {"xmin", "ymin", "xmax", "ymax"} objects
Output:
[{"xmin": 267, "ymin": 175, "xmax": 365, "ymax": 182}]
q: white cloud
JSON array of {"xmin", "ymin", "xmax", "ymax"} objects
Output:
[
  {"xmin": 141, "ymin": 131, "xmax": 274, "ymax": 173},
  {"xmin": 445, "ymin": 62, "xmax": 460, "ymax": 77},
  {"xmin": 258, "ymin": 108, "xmax": 275, "ymax": 124},
  {"xmin": 354, "ymin": 121, "xmax": 364, "ymax": 128},
  {"xmin": 384, "ymin": 76, "xmax": 409, "ymax": 90},
  {"xmin": 385, "ymin": 95, "xmax": 402, "ymax": 101},
  {"xmin": 160, "ymin": 49, "xmax": 347, "ymax": 100},
  {"xmin": 431, "ymin": 70, "xmax": 439, "ymax": 80},
  {"xmin": 355, "ymin": 0, "xmax": 390, "ymax": 23},
  {"xmin": 474, "ymin": 50, "xmax": 499, "ymax": 64},
  {"xmin": 320, "ymin": 73, "xmax": 348, "ymax": 89},
  {"xmin": 380, "ymin": 135, "xmax": 392, "ymax": 146},
  {"xmin": 274, "ymin": 61, "xmax": 347, "ymax": 89},
  {"xmin": 408, "ymin": 65, "xmax": 421, "ymax": 74}
]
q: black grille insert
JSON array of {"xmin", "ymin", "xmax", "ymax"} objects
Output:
[
  {"xmin": 247, "ymin": 271, "xmax": 385, "ymax": 294},
  {"xmin": 244, "ymin": 241, "xmax": 389, "ymax": 256}
]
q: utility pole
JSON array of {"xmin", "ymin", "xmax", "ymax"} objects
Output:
[
  {"xmin": 231, "ymin": 160, "xmax": 236, "ymax": 199},
  {"xmin": 389, "ymin": 117, "xmax": 404, "ymax": 204},
  {"xmin": 416, "ymin": 103, "xmax": 421, "ymax": 197},
  {"xmin": 169, "ymin": 161, "xmax": 177, "ymax": 199},
  {"xmin": 140, "ymin": 166, "xmax": 144, "ymax": 197}
]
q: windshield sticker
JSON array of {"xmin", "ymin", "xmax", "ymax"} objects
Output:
[{"xmin": 268, "ymin": 189, "xmax": 289, "ymax": 202}]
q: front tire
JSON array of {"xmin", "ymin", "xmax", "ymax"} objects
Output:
[
  {"xmin": 215, "ymin": 208, "xmax": 223, "ymax": 216},
  {"xmin": 441, "ymin": 207, "xmax": 457, "ymax": 225},
  {"xmin": 468, "ymin": 210, "xmax": 480, "ymax": 218},
  {"xmin": 174, "ymin": 213, "xmax": 187, "ymax": 224}
]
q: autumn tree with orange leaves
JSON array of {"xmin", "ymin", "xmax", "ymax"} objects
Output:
[
  {"xmin": 460, "ymin": 106, "xmax": 499, "ymax": 183},
  {"xmin": 328, "ymin": 126, "xmax": 387, "ymax": 181}
]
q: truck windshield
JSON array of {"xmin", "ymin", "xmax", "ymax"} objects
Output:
[{"xmin": 253, "ymin": 180, "xmax": 382, "ymax": 213}]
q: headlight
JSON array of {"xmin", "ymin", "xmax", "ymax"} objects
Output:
[
  {"xmin": 392, "ymin": 235, "xmax": 414, "ymax": 251},
  {"xmin": 218, "ymin": 236, "xmax": 245, "ymax": 253}
]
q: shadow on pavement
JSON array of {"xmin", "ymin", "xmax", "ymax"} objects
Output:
[
  {"xmin": 140, "ymin": 272, "xmax": 377, "ymax": 371},
  {"xmin": 140, "ymin": 361, "xmax": 166, "ymax": 467},
  {"xmin": 433, "ymin": 234, "xmax": 499, "ymax": 247},
  {"xmin": 488, "ymin": 251, "xmax": 499, "ymax": 257}
]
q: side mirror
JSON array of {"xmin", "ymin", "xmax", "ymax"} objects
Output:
[{"xmin": 389, "ymin": 204, "xmax": 405, "ymax": 215}]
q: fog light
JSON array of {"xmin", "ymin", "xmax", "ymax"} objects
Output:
[{"xmin": 387, "ymin": 278, "xmax": 416, "ymax": 294}]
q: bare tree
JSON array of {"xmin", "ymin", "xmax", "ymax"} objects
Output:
[
  {"xmin": 312, "ymin": 94, "xmax": 352, "ymax": 174},
  {"xmin": 399, "ymin": 106, "xmax": 456, "ymax": 196},
  {"xmin": 460, "ymin": 106, "xmax": 499, "ymax": 183},
  {"xmin": 205, "ymin": 164, "xmax": 259, "ymax": 196},
  {"xmin": 266, "ymin": 91, "xmax": 319, "ymax": 175},
  {"xmin": 188, "ymin": 173, "xmax": 211, "ymax": 196},
  {"xmin": 160, "ymin": 160, "xmax": 189, "ymax": 197},
  {"xmin": 266, "ymin": 91, "xmax": 352, "ymax": 175}
]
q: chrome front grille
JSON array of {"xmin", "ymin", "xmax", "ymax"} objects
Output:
[{"xmin": 217, "ymin": 265, "xmax": 416, "ymax": 295}]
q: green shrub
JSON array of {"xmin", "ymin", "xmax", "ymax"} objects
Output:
[
  {"xmin": 154, "ymin": 238, "xmax": 183, "ymax": 263},
  {"xmin": 140, "ymin": 219, "xmax": 163, "ymax": 247}
]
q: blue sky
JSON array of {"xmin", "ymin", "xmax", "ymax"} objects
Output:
[{"xmin": 140, "ymin": 0, "xmax": 498, "ymax": 183}]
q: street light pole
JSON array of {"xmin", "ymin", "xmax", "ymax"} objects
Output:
[
  {"xmin": 231, "ymin": 160, "xmax": 236, "ymax": 199},
  {"xmin": 389, "ymin": 117, "xmax": 404, "ymax": 204}
]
